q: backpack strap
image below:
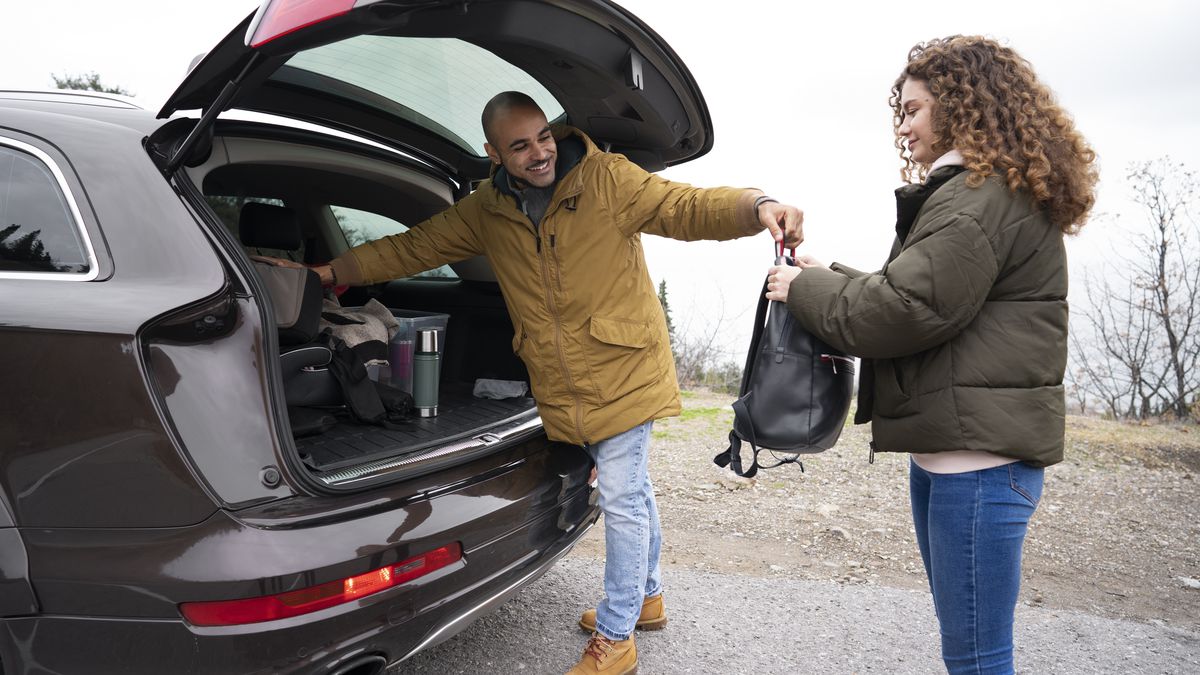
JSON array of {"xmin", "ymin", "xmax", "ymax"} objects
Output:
[
  {"xmin": 714, "ymin": 396, "xmax": 804, "ymax": 478},
  {"xmin": 736, "ymin": 279, "xmax": 773, "ymax": 397}
]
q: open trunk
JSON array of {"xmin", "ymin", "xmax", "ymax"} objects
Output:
[
  {"xmin": 157, "ymin": 0, "xmax": 714, "ymax": 490},
  {"xmin": 179, "ymin": 121, "xmax": 543, "ymax": 488}
]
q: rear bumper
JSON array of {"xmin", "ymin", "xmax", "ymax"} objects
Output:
[
  {"xmin": 397, "ymin": 504, "xmax": 595, "ymax": 663},
  {"xmin": 1, "ymin": 442, "xmax": 599, "ymax": 674}
]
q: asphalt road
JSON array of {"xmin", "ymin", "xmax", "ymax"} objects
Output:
[{"xmin": 393, "ymin": 555, "xmax": 1200, "ymax": 674}]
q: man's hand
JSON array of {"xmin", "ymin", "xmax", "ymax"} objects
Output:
[
  {"xmin": 758, "ymin": 201, "xmax": 804, "ymax": 249},
  {"xmin": 250, "ymin": 256, "xmax": 336, "ymax": 286},
  {"xmin": 251, "ymin": 255, "xmax": 305, "ymax": 269},
  {"xmin": 765, "ymin": 263, "xmax": 802, "ymax": 303}
]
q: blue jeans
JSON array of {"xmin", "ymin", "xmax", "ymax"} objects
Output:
[
  {"xmin": 585, "ymin": 421, "xmax": 662, "ymax": 641},
  {"xmin": 909, "ymin": 460, "xmax": 1044, "ymax": 675}
]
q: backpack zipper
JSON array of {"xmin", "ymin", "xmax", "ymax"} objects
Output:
[{"xmin": 820, "ymin": 353, "xmax": 855, "ymax": 374}]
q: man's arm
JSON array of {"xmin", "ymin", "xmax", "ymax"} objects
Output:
[
  {"xmin": 601, "ymin": 154, "xmax": 803, "ymax": 247},
  {"xmin": 267, "ymin": 200, "xmax": 484, "ymax": 286}
]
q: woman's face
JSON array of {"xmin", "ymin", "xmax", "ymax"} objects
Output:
[{"xmin": 898, "ymin": 78, "xmax": 942, "ymax": 165}]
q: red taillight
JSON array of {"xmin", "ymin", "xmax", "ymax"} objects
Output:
[
  {"xmin": 179, "ymin": 542, "xmax": 462, "ymax": 626},
  {"xmin": 248, "ymin": 0, "xmax": 357, "ymax": 48}
]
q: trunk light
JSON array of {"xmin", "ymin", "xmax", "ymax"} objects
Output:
[
  {"xmin": 249, "ymin": 0, "xmax": 357, "ymax": 48},
  {"xmin": 180, "ymin": 542, "xmax": 462, "ymax": 626}
]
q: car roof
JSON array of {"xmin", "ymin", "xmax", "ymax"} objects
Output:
[{"xmin": 0, "ymin": 89, "xmax": 144, "ymax": 110}]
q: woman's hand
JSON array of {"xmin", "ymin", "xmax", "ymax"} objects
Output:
[
  {"xmin": 765, "ymin": 264, "xmax": 802, "ymax": 302},
  {"xmin": 794, "ymin": 254, "xmax": 827, "ymax": 270}
]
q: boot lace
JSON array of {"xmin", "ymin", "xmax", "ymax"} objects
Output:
[{"xmin": 583, "ymin": 633, "xmax": 616, "ymax": 662}]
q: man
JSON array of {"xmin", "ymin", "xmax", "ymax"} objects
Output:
[{"xmin": 273, "ymin": 91, "xmax": 802, "ymax": 674}]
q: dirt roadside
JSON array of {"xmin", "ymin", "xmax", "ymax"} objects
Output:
[{"xmin": 571, "ymin": 390, "xmax": 1200, "ymax": 631}]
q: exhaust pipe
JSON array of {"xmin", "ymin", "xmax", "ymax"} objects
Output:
[{"xmin": 330, "ymin": 653, "xmax": 387, "ymax": 675}]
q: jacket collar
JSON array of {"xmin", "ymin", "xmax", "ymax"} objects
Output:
[
  {"xmin": 894, "ymin": 163, "xmax": 968, "ymax": 244},
  {"xmin": 928, "ymin": 149, "xmax": 964, "ymax": 173}
]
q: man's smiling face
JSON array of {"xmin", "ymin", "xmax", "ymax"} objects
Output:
[{"xmin": 484, "ymin": 106, "xmax": 557, "ymax": 189}]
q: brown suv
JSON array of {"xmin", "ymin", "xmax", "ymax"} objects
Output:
[{"xmin": 0, "ymin": 0, "xmax": 715, "ymax": 673}]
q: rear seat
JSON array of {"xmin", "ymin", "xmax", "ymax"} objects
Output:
[{"xmin": 239, "ymin": 202, "xmax": 340, "ymax": 409}]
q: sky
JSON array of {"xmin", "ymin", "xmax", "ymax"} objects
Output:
[{"xmin": 4, "ymin": 0, "xmax": 1199, "ymax": 361}]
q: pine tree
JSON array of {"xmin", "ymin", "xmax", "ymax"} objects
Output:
[{"xmin": 657, "ymin": 279, "xmax": 675, "ymax": 342}]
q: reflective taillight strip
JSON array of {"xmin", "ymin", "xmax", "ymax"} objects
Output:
[
  {"xmin": 248, "ymin": 0, "xmax": 357, "ymax": 48},
  {"xmin": 179, "ymin": 542, "xmax": 462, "ymax": 626}
]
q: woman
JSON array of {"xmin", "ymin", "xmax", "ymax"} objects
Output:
[{"xmin": 766, "ymin": 36, "xmax": 1097, "ymax": 674}]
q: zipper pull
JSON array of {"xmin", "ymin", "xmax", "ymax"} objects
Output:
[
  {"xmin": 536, "ymin": 236, "xmax": 542, "ymax": 254},
  {"xmin": 550, "ymin": 234, "xmax": 556, "ymax": 248},
  {"xmin": 868, "ymin": 440, "xmax": 877, "ymax": 464}
]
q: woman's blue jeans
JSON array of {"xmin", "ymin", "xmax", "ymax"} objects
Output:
[
  {"xmin": 909, "ymin": 459, "xmax": 1044, "ymax": 675},
  {"xmin": 585, "ymin": 421, "xmax": 662, "ymax": 641}
]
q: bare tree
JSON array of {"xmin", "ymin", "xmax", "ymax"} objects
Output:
[
  {"xmin": 1069, "ymin": 158, "xmax": 1199, "ymax": 420},
  {"xmin": 670, "ymin": 289, "xmax": 746, "ymax": 394},
  {"xmin": 1130, "ymin": 160, "xmax": 1200, "ymax": 418}
]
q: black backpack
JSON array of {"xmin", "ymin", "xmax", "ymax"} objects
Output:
[{"xmin": 713, "ymin": 254, "xmax": 856, "ymax": 477}]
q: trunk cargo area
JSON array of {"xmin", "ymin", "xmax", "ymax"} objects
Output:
[{"xmin": 296, "ymin": 383, "xmax": 537, "ymax": 473}]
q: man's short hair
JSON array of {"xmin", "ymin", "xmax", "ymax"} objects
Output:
[{"xmin": 481, "ymin": 91, "xmax": 544, "ymax": 146}]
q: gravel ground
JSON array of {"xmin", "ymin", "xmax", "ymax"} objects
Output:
[
  {"xmin": 395, "ymin": 390, "xmax": 1200, "ymax": 673},
  {"xmin": 398, "ymin": 558, "xmax": 1199, "ymax": 674}
]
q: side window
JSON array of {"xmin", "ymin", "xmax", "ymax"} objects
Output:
[
  {"xmin": 330, "ymin": 205, "xmax": 455, "ymax": 278},
  {"xmin": 0, "ymin": 142, "xmax": 92, "ymax": 276}
]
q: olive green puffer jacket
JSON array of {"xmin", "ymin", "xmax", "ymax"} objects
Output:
[{"xmin": 786, "ymin": 166, "xmax": 1068, "ymax": 467}]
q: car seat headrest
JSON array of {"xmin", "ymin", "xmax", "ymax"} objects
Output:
[{"xmin": 239, "ymin": 202, "xmax": 302, "ymax": 250}]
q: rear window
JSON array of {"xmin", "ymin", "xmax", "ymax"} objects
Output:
[
  {"xmin": 281, "ymin": 36, "xmax": 564, "ymax": 156},
  {"xmin": 0, "ymin": 141, "xmax": 92, "ymax": 276},
  {"xmin": 331, "ymin": 205, "xmax": 455, "ymax": 278}
]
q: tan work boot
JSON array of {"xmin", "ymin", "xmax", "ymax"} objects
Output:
[
  {"xmin": 578, "ymin": 594, "xmax": 667, "ymax": 633},
  {"xmin": 566, "ymin": 632, "xmax": 637, "ymax": 675}
]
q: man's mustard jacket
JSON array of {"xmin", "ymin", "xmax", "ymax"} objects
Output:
[{"xmin": 330, "ymin": 127, "xmax": 762, "ymax": 444}]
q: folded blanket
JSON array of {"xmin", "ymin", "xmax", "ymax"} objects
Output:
[{"xmin": 319, "ymin": 298, "xmax": 398, "ymax": 367}]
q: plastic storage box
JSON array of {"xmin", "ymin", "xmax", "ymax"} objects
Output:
[{"xmin": 389, "ymin": 309, "xmax": 449, "ymax": 395}]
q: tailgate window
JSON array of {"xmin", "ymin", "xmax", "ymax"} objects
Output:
[{"xmin": 279, "ymin": 36, "xmax": 564, "ymax": 155}]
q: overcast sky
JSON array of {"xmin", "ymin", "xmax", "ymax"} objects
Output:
[{"xmin": 4, "ymin": 0, "xmax": 1199, "ymax": 358}]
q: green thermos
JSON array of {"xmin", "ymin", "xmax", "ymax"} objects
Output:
[{"xmin": 413, "ymin": 328, "xmax": 440, "ymax": 417}]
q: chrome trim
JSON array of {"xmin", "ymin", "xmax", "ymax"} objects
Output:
[
  {"xmin": 0, "ymin": 136, "xmax": 100, "ymax": 281},
  {"xmin": 0, "ymin": 89, "xmax": 142, "ymax": 109},
  {"xmin": 397, "ymin": 509, "xmax": 597, "ymax": 663},
  {"xmin": 283, "ymin": 345, "xmax": 333, "ymax": 368},
  {"xmin": 317, "ymin": 414, "xmax": 543, "ymax": 486}
]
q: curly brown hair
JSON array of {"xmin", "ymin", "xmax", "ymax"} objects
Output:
[{"xmin": 891, "ymin": 36, "xmax": 1098, "ymax": 234}]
